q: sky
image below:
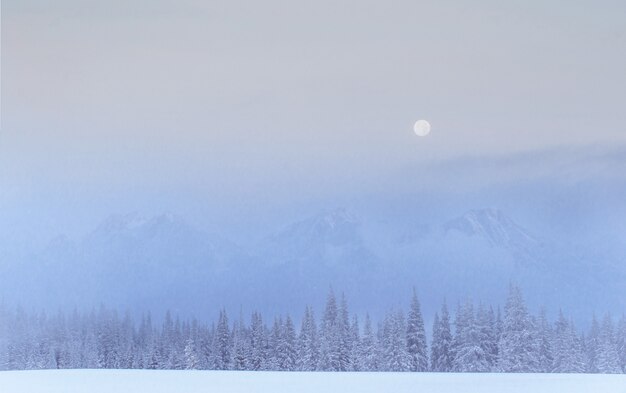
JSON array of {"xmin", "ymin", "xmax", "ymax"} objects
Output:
[{"xmin": 1, "ymin": 0, "xmax": 626, "ymax": 246}]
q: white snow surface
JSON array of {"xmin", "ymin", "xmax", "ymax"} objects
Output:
[{"xmin": 1, "ymin": 370, "xmax": 625, "ymax": 393}]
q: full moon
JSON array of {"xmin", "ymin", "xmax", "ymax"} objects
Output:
[{"xmin": 413, "ymin": 120, "xmax": 431, "ymax": 137}]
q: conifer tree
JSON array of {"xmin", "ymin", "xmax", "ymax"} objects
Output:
[
  {"xmin": 382, "ymin": 310, "xmax": 409, "ymax": 371},
  {"xmin": 249, "ymin": 312, "xmax": 266, "ymax": 371},
  {"xmin": 360, "ymin": 314, "xmax": 378, "ymax": 371},
  {"xmin": 498, "ymin": 285, "xmax": 538, "ymax": 372},
  {"xmin": 318, "ymin": 288, "xmax": 340, "ymax": 371},
  {"xmin": 596, "ymin": 314, "xmax": 621, "ymax": 373},
  {"xmin": 213, "ymin": 309, "xmax": 231, "ymax": 370},
  {"xmin": 536, "ymin": 308, "xmax": 554, "ymax": 373},
  {"xmin": 453, "ymin": 301, "xmax": 489, "ymax": 372},
  {"xmin": 406, "ymin": 289, "xmax": 428, "ymax": 372},
  {"xmin": 297, "ymin": 306, "xmax": 318, "ymax": 371}
]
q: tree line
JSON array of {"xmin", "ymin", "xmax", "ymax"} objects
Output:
[{"xmin": 1, "ymin": 285, "xmax": 625, "ymax": 373}]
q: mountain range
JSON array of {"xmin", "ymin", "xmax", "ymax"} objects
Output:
[{"xmin": 0, "ymin": 207, "xmax": 623, "ymax": 323}]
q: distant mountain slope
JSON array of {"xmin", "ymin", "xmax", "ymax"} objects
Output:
[
  {"xmin": 261, "ymin": 208, "xmax": 377, "ymax": 268},
  {"xmin": 442, "ymin": 208, "xmax": 545, "ymax": 266},
  {"xmin": 0, "ymin": 207, "xmax": 624, "ymax": 321}
]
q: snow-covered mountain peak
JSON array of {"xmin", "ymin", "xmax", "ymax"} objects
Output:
[
  {"xmin": 444, "ymin": 208, "xmax": 539, "ymax": 249},
  {"xmin": 317, "ymin": 208, "xmax": 359, "ymax": 230},
  {"xmin": 279, "ymin": 208, "xmax": 361, "ymax": 243},
  {"xmin": 93, "ymin": 212, "xmax": 150, "ymax": 235}
]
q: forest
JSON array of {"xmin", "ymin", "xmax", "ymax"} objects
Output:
[{"xmin": 0, "ymin": 285, "xmax": 624, "ymax": 374}]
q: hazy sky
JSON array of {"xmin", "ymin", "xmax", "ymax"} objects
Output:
[{"xmin": 1, "ymin": 0, "xmax": 626, "ymax": 244}]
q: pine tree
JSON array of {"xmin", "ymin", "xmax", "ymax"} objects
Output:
[
  {"xmin": 453, "ymin": 301, "xmax": 489, "ymax": 372},
  {"xmin": 476, "ymin": 304, "xmax": 498, "ymax": 370},
  {"xmin": 382, "ymin": 310, "xmax": 410, "ymax": 371},
  {"xmin": 349, "ymin": 315, "xmax": 361, "ymax": 371},
  {"xmin": 585, "ymin": 315, "xmax": 600, "ymax": 373},
  {"xmin": 498, "ymin": 285, "xmax": 538, "ymax": 372},
  {"xmin": 406, "ymin": 289, "xmax": 428, "ymax": 372},
  {"xmin": 596, "ymin": 314, "xmax": 621, "ymax": 373},
  {"xmin": 280, "ymin": 315, "xmax": 297, "ymax": 371},
  {"xmin": 267, "ymin": 317, "xmax": 283, "ymax": 370},
  {"xmin": 616, "ymin": 315, "xmax": 626, "ymax": 373},
  {"xmin": 213, "ymin": 309, "xmax": 231, "ymax": 370},
  {"xmin": 431, "ymin": 301, "xmax": 453, "ymax": 372},
  {"xmin": 231, "ymin": 313, "xmax": 249, "ymax": 371},
  {"xmin": 536, "ymin": 308, "xmax": 554, "ymax": 373},
  {"xmin": 297, "ymin": 306, "xmax": 318, "ymax": 371},
  {"xmin": 184, "ymin": 338, "xmax": 199, "ymax": 370},
  {"xmin": 318, "ymin": 288, "xmax": 341, "ymax": 371},
  {"xmin": 552, "ymin": 311, "xmax": 585, "ymax": 373},
  {"xmin": 337, "ymin": 294, "xmax": 352, "ymax": 371},
  {"xmin": 360, "ymin": 314, "xmax": 378, "ymax": 371},
  {"xmin": 249, "ymin": 312, "xmax": 266, "ymax": 371}
]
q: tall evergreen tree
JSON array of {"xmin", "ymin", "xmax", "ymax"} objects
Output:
[
  {"xmin": 297, "ymin": 306, "xmax": 318, "ymax": 371},
  {"xmin": 406, "ymin": 289, "xmax": 428, "ymax": 372},
  {"xmin": 536, "ymin": 308, "xmax": 554, "ymax": 373},
  {"xmin": 431, "ymin": 301, "xmax": 453, "ymax": 372},
  {"xmin": 453, "ymin": 301, "xmax": 489, "ymax": 372},
  {"xmin": 231, "ymin": 313, "xmax": 249, "ymax": 371},
  {"xmin": 498, "ymin": 285, "xmax": 538, "ymax": 372},
  {"xmin": 360, "ymin": 314, "xmax": 378, "ymax": 371},
  {"xmin": 552, "ymin": 311, "xmax": 585, "ymax": 373},
  {"xmin": 280, "ymin": 315, "xmax": 298, "ymax": 371},
  {"xmin": 476, "ymin": 304, "xmax": 498, "ymax": 370},
  {"xmin": 249, "ymin": 312, "xmax": 266, "ymax": 371},
  {"xmin": 585, "ymin": 315, "xmax": 600, "ymax": 373},
  {"xmin": 381, "ymin": 310, "xmax": 410, "ymax": 371},
  {"xmin": 349, "ymin": 315, "xmax": 361, "ymax": 371},
  {"xmin": 616, "ymin": 315, "xmax": 626, "ymax": 373},
  {"xmin": 318, "ymin": 288, "xmax": 340, "ymax": 371},
  {"xmin": 337, "ymin": 294, "xmax": 352, "ymax": 371},
  {"xmin": 213, "ymin": 309, "xmax": 231, "ymax": 370},
  {"xmin": 596, "ymin": 314, "xmax": 621, "ymax": 373}
]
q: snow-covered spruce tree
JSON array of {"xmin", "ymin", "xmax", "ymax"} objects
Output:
[
  {"xmin": 184, "ymin": 337, "xmax": 199, "ymax": 370},
  {"xmin": 596, "ymin": 314, "xmax": 621, "ymax": 373},
  {"xmin": 169, "ymin": 317, "xmax": 185, "ymax": 370},
  {"xmin": 476, "ymin": 304, "xmax": 498, "ymax": 371},
  {"xmin": 198, "ymin": 323, "xmax": 215, "ymax": 370},
  {"xmin": 360, "ymin": 313, "xmax": 378, "ymax": 371},
  {"xmin": 349, "ymin": 315, "xmax": 361, "ymax": 371},
  {"xmin": 279, "ymin": 315, "xmax": 298, "ymax": 371},
  {"xmin": 249, "ymin": 311, "xmax": 267, "ymax": 371},
  {"xmin": 96, "ymin": 307, "xmax": 122, "ymax": 369},
  {"xmin": 430, "ymin": 312, "xmax": 442, "ymax": 371},
  {"xmin": 267, "ymin": 317, "xmax": 283, "ymax": 370},
  {"xmin": 617, "ymin": 315, "xmax": 626, "ymax": 373},
  {"xmin": 536, "ymin": 308, "xmax": 554, "ymax": 373},
  {"xmin": 381, "ymin": 310, "xmax": 410, "ymax": 371},
  {"xmin": 136, "ymin": 313, "xmax": 154, "ymax": 369},
  {"xmin": 430, "ymin": 301, "xmax": 453, "ymax": 372},
  {"xmin": 231, "ymin": 313, "xmax": 249, "ymax": 371},
  {"xmin": 118, "ymin": 311, "xmax": 136, "ymax": 369},
  {"xmin": 552, "ymin": 311, "xmax": 585, "ymax": 373},
  {"xmin": 337, "ymin": 293, "xmax": 352, "ymax": 371},
  {"xmin": 585, "ymin": 315, "xmax": 600, "ymax": 373},
  {"xmin": 0, "ymin": 303, "xmax": 8, "ymax": 370},
  {"xmin": 452, "ymin": 301, "xmax": 489, "ymax": 372},
  {"xmin": 297, "ymin": 306, "xmax": 318, "ymax": 371},
  {"xmin": 182, "ymin": 319, "xmax": 201, "ymax": 370},
  {"xmin": 497, "ymin": 285, "xmax": 539, "ymax": 373},
  {"xmin": 406, "ymin": 289, "xmax": 428, "ymax": 372},
  {"xmin": 213, "ymin": 309, "xmax": 231, "ymax": 370},
  {"xmin": 318, "ymin": 288, "xmax": 341, "ymax": 371},
  {"xmin": 32, "ymin": 312, "xmax": 55, "ymax": 370}
]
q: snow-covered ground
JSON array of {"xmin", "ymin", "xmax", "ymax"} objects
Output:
[{"xmin": 1, "ymin": 370, "xmax": 625, "ymax": 393}]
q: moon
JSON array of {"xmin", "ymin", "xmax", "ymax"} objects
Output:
[{"xmin": 413, "ymin": 120, "xmax": 431, "ymax": 137}]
